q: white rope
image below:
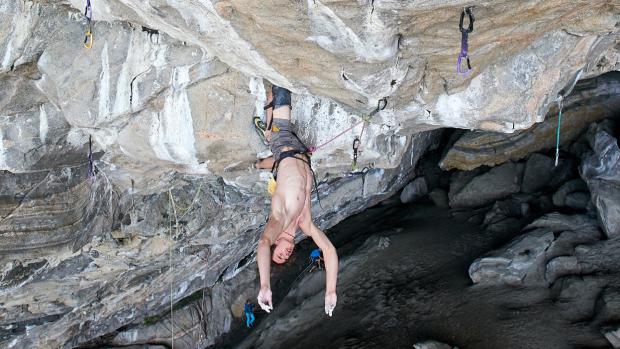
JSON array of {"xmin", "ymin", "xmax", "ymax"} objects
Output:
[
  {"xmin": 554, "ymin": 69, "xmax": 583, "ymax": 167},
  {"xmin": 165, "ymin": 184, "xmax": 202, "ymax": 348},
  {"xmin": 167, "ymin": 189, "xmax": 179, "ymax": 349}
]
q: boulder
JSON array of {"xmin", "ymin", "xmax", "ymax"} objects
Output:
[
  {"xmin": 400, "ymin": 177, "xmax": 428, "ymax": 204},
  {"xmin": 469, "ymin": 229, "xmax": 554, "ymax": 286},
  {"xmin": 449, "ymin": 162, "xmax": 522, "ymax": 208},
  {"xmin": 552, "ymin": 179, "xmax": 589, "ymax": 208},
  {"xmin": 429, "ymin": 188, "xmax": 449, "ymax": 208},
  {"xmin": 604, "ymin": 327, "xmax": 620, "ymax": 349},
  {"xmin": 521, "ymin": 153, "xmax": 555, "ymax": 193},
  {"xmin": 471, "ymin": 213, "xmax": 602, "ymax": 286},
  {"xmin": 580, "ymin": 125, "xmax": 620, "ymax": 238},
  {"xmin": 564, "ymin": 192, "xmax": 591, "ymax": 210}
]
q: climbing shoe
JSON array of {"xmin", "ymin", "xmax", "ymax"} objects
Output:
[{"xmin": 253, "ymin": 116, "xmax": 269, "ymax": 145}]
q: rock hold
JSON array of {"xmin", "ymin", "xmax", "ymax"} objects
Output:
[
  {"xmin": 400, "ymin": 177, "xmax": 428, "ymax": 204},
  {"xmin": 470, "ymin": 213, "xmax": 602, "ymax": 287},
  {"xmin": 449, "ymin": 162, "xmax": 522, "ymax": 208},
  {"xmin": 580, "ymin": 124, "xmax": 620, "ymax": 238}
]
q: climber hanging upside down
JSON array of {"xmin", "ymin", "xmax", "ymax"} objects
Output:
[{"xmin": 254, "ymin": 85, "xmax": 339, "ymax": 316}]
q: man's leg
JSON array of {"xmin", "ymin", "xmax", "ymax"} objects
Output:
[
  {"xmin": 246, "ymin": 313, "xmax": 250, "ymax": 327},
  {"xmin": 255, "ymin": 156, "xmax": 275, "ymax": 169},
  {"xmin": 272, "ymin": 85, "xmax": 292, "ymax": 120}
]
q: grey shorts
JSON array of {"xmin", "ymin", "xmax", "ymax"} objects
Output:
[{"xmin": 270, "ymin": 118, "xmax": 308, "ymax": 162}]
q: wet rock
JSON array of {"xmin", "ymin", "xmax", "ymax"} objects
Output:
[
  {"xmin": 471, "ymin": 213, "xmax": 601, "ymax": 286},
  {"xmin": 413, "ymin": 340, "xmax": 459, "ymax": 349},
  {"xmin": 521, "ymin": 153, "xmax": 555, "ymax": 193},
  {"xmin": 429, "ymin": 188, "xmax": 449, "ymax": 208},
  {"xmin": 552, "ymin": 179, "xmax": 589, "ymax": 207},
  {"xmin": 469, "ymin": 229, "xmax": 554, "ymax": 286},
  {"xmin": 449, "ymin": 162, "xmax": 522, "ymax": 208},
  {"xmin": 549, "ymin": 276, "xmax": 604, "ymax": 321},
  {"xmin": 483, "ymin": 198, "xmax": 530, "ymax": 234},
  {"xmin": 525, "ymin": 212, "xmax": 600, "ymax": 235},
  {"xmin": 545, "ymin": 256, "xmax": 598, "ymax": 284},
  {"xmin": 580, "ymin": 125, "xmax": 620, "ymax": 238},
  {"xmin": 400, "ymin": 177, "xmax": 428, "ymax": 204},
  {"xmin": 564, "ymin": 192, "xmax": 591, "ymax": 210},
  {"xmin": 547, "ymin": 158, "xmax": 577, "ymax": 189},
  {"xmin": 604, "ymin": 327, "xmax": 620, "ymax": 349}
]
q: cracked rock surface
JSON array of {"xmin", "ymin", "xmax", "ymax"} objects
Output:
[{"xmin": 1, "ymin": 0, "xmax": 620, "ymax": 348}]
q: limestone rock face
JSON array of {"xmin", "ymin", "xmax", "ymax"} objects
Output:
[
  {"xmin": 1, "ymin": 0, "xmax": 620, "ymax": 348},
  {"xmin": 439, "ymin": 73, "xmax": 620, "ymax": 171}
]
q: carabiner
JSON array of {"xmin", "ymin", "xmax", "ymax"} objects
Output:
[
  {"xmin": 459, "ymin": 7, "xmax": 474, "ymax": 34},
  {"xmin": 84, "ymin": 30, "xmax": 93, "ymax": 49},
  {"xmin": 457, "ymin": 53, "xmax": 471, "ymax": 75},
  {"xmin": 352, "ymin": 137, "xmax": 361, "ymax": 168},
  {"xmin": 83, "ymin": 0, "xmax": 93, "ymax": 49}
]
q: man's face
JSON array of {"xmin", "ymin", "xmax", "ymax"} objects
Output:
[{"xmin": 272, "ymin": 238, "xmax": 295, "ymax": 264}]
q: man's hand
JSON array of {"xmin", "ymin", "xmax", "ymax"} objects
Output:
[
  {"xmin": 257, "ymin": 287, "xmax": 273, "ymax": 313},
  {"xmin": 324, "ymin": 291, "xmax": 337, "ymax": 317}
]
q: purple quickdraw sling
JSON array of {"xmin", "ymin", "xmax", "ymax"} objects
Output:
[{"xmin": 457, "ymin": 7, "xmax": 475, "ymax": 75}]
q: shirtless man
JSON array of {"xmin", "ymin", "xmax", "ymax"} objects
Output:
[{"xmin": 255, "ymin": 85, "xmax": 338, "ymax": 316}]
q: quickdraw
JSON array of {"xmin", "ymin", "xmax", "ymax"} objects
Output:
[
  {"xmin": 352, "ymin": 137, "xmax": 361, "ymax": 170},
  {"xmin": 457, "ymin": 7, "xmax": 475, "ymax": 75},
  {"xmin": 83, "ymin": 0, "xmax": 93, "ymax": 49},
  {"xmin": 307, "ymin": 97, "xmax": 387, "ymax": 155}
]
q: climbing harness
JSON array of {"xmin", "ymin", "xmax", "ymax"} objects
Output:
[
  {"xmin": 554, "ymin": 69, "xmax": 583, "ymax": 166},
  {"xmin": 307, "ymin": 98, "xmax": 387, "ymax": 156},
  {"xmin": 457, "ymin": 7, "xmax": 475, "ymax": 75},
  {"xmin": 87, "ymin": 135, "xmax": 94, "ymax": 178},
  {"xmin": 83, "ymin": 0, "xmax": 93, "ymax": 49},
  {"xmin": 269, "ymin": 149, "xmax": 323, "ymax": 207}
]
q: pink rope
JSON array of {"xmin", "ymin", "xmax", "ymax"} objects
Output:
[{"xmin": 308, "ymin": 120, "xmax": 365, "ymax": 153}]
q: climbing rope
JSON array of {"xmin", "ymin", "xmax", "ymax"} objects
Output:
[
  {"xmin": 457, "ymin": 7, "xmax": 475, "ymax": 75},
  {"xmin": 83, "ymin": 0, "xmax": 93, "ymax": 49},
  {"xmin": 281, "ymin": 260, "xmax": 317, "ymax": 299},
  {"xmin": 554, "ymin": 69, "xmax": 583, "ymax": 166},
  {"xmin": 167, "ymin": 189, "xmax": 178, "ymax": 349},
  {"xmin": 307, "ymin": 98, "xmax": 386, "ymax": 153},
  {"xmin": 87, "ymin": 135, "xmax": 94, "ymax": 178},
  {"xmin": 165, "ymin": 184, "xmax": 203, "ymax": 348}
]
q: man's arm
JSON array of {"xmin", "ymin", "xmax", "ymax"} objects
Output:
[
  {"xmin": 257, "ymin": 236, "xmax": 272, "ymax": 290},
  {"xmin": 305, "ymin": 223, "xmax": 338, "ymax": 315},
  {"xmin": 256, "ymin": 234, "xmax": 273, "ymax": 312}
]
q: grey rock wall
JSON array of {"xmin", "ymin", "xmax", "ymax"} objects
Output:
[{"xmin": 1, "ymin": 0, "xmax": 619, "ymax": 348}]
